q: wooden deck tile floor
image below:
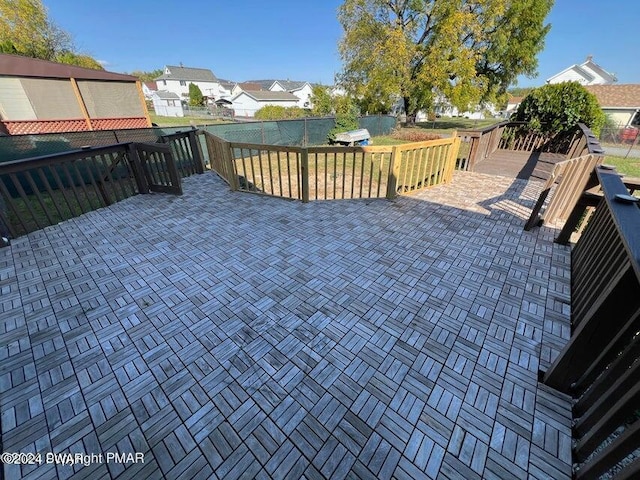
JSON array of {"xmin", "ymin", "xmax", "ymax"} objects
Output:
[{"xmin": 1, "ymin": 171, "xmax": 573, "ymax": 479}]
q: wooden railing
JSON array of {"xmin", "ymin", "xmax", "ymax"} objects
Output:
[
  {"xmin": 455, "ymin": 121, "xmax": 594, "ymax": 172},
  {"xmin": 541, "ymin": 166, "xmax": 640, "ymax": 479},
  {"xmin": 456, "ymin": 121, "xmax": 507, "ymax": 170},
  {"xmin": 202, "ymin": 131, "xmax": 461, "ymax": 202},
  {"xmin": 524, "ymin": 124, "xmax": 605, "ymax": 231},
  {"xmin": 159, "ymin": 129, "xmax": 205, "ymax": 177},
  {"xmin": 0, "ymin": 130, "xmax": 205, "ymax": 243}
]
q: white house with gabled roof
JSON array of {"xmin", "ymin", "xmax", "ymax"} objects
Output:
[
  {"xmin": 155, "ymin": 65, "xmax": 221, "ymax": 102},
  {"xmin": 231, "ymin": 90, "xmax": 300, "ymax": 117},
  {"xmin": 546, "ymin": 56, "xmax": 617, "ymax": 86},
  {"xmin": 244, "ymin": 79, "xmax": 314, "ymax": 109}
]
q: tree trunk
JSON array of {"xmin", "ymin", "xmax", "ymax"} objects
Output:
[{"xmin": 403, "ymin": 96, "xmax": 416, "ymax": 126}]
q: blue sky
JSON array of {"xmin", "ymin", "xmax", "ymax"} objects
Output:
[{"xmin": 46, "ymin": 0, "xmax": 640, "ymax": 87}]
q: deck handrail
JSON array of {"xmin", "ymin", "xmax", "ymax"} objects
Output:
[
  {"xmin": 0, "ymin": 130, "xmax": 205, "ymax": 243},
  {"xmin": 541, "ymin": 165, "xmax": 640, "ymax": 479},
  {"xmin": 202, "ymin": 131, "xmax": 461, "ymax": 202}
]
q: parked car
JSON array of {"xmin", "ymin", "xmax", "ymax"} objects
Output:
[{"xmin": 618, "ymin": 127, "xmax": 639, "ymax": 143}]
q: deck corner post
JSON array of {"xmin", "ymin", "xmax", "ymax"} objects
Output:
[
  {"xmin": 386, "ymin": 145, "xmax": 400, "ymax": 199},
  {"xmin": 301, "ymin": 147, "xmax": 310, "ymax": 203}
]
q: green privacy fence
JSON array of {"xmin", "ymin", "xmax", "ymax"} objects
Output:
[
  {"xmin": 200, "ymin": 115, "xmax": 396, "ymax": 146},
  {"xmin": 0, "ymin": 116, "xmax": 396, "ymax": 163}
]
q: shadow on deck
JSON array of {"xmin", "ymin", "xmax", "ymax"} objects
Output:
[
  {"xmin": 473, "ymin": 149, "xmax": 567, "ymax": 181},
  {"xmin": 0, "ymin": 171, "xmax": 574, "ymax": 480}
]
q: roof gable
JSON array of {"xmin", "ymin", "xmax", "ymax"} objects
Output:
[
  {"xmin": 153, "ymin": 90, "xmax": 181, "ymax": 100},
  {"xmin": 0, "ymin": 53, "xmax": 137, "ymax": 82},
  {"xmin": 584, "ymin": 84, "xmax": 640, "ymax": 108},
  {"xmin": 156, "ymin": 65, "xmax": 218, "ymax": 82},
  {"xmin": 233, "ymin": 91, "xmax": 299, "ymax": 102}
]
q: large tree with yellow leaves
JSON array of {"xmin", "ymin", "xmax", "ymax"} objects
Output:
[
  {"xmin": 338, "ymin": 0, "xmax": 554, "ymax": 121},
  {"xmin": 0, "ymin": 0, "xmax": 103, "ymax": 69}
]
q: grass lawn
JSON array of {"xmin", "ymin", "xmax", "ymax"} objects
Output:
[
  {"xmin": 150, "ymin": 113, "xmax": 231, "ymax": 128},
  {"xmin": 604, "ymin": 156, "xmax": 640, "ymax": 178}
]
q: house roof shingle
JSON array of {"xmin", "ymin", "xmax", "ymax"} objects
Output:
[
  {"xmin": 244, "ymin": 79, "xmax": 309, "ymax": 92},
  {"xmin": 154, "ymin": 90, "xmax": 181, "ymax": 100},
  {"xmin": 234, "ymin": 90, "xmax": 299, "ymax": 102},
  {"xmin": 156, "ymin": 65, "xmax": 217, "ymax": 82},
  {"xmin": 585, "ymin": 84, "xmax": 640, "ymax": 109},
  {"xmin": 0, "ymin": 53, "xmax": 138, "ymax": 81}
]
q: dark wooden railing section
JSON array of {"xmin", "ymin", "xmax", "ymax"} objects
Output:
[
  {"xmin": 541, "ymin": 165, "xmax": 640, "ymax": 480},
  {"xmin": 201, "ymin": 131, "xmax": 460, "ymax": 202},
  {"xmin": 0, "ymin": 130, "xmax": 205, "ymax": 244}
]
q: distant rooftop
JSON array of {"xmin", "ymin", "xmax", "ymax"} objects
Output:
[{"xmin": 156, "ymin": 65, "xmax": 218, "ymax": 82}]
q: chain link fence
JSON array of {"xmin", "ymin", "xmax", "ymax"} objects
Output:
[
  {"xmin": 599, "ymin": 126, "xmax": 640, "ymax": 159},
  {"xmin": 0, "ymin": 116, "xmax": 396, "ymax": 163},
  {"xmin": 201, "ymin": 115, "xmax": 396, "ymax": 147}
]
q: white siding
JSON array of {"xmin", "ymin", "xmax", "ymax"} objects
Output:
[
  {"xmin": 292, "ymin": 84, "xmax": 313, "ymax": 108},
  {"xmin": 231, "ymin": 93, "xmax": 298, "ymax": 117},
  {"xmin": 160, "ymin": 79, "xmax": 221, "ymax": 100},
  {"xmin": 0, "ymin": 77, "xmax": 36, "ymax": 120},
  {"xmin": 151, "ymin": 96, "xmax": 184, "ymax": 117},
  {"xmin": 604, "ymin": 109, "xmax": 635, "ymax": 128}
]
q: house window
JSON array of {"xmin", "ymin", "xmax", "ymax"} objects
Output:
[
  {"xmin": 162, "ymin": 80, "xmax": 166, "ymax": 86},
  {"xmin": 180, "ymin": 80, "xmax": 186, "ymax": 86}
]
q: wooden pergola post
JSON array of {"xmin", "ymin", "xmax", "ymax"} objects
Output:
[{"xmin": 70, "ymin": 77, "xmax": 93, "ymax": 131}]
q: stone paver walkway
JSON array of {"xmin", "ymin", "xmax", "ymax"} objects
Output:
[{"xmin": 1, "ymin": 171, "xmax": 573, "ymax": 479}]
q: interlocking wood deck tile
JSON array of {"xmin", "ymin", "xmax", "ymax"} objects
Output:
[{"xmin": 1, "ymin": 171, "xmax": 575, "ymax": 479}]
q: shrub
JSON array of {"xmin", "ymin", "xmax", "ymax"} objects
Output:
[
  {"xmin": 188, "ymin": 83, "xmax": 204, "ymax": 106},
  {"xmin": 328, "ymin": 96, "xmax": 359, "ymax": 142},
  {"xmin": 513, "ymin": 82, "xmax": 605, "ymax": 137},
  {"xmin": 391, "ymin": 128, "xmax": 441, "ymax": 142},
  {"xmin": 254, "ymin": 105, "xmax": 309, "ymax": 120}
]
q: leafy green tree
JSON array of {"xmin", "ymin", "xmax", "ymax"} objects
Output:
[
  {"xmin": 311, "ymin": 85, "xmax": 334, "ymax": 116},
  {"xmin": 338, "ymin": 0, "xmax": 554, "ymax": 124},
  {"xmin": 0, "ymin": 0, "xmax": 72, "ymax": 59},
  {"xmin": 130, "ymin": 69, "xmax": 164, "ymax": 82},
  {"xmin": 56, "ymin": 51, "xmax": 104, "ymax": 70},
  {"xmin": 513, "ymin": 82, "xmax": 606, "ymax": 137},
  {"xmin": 328, "ymin": 96, "xmax": 360, "ymax": 142},
  {"xmin": 188, "ymin": 83, "xmax": 204, "ymax": 106}
]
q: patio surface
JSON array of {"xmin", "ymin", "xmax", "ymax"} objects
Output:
[{"xmin": 1, "ymin": 171, "xmax": 574, "ymax": 479}]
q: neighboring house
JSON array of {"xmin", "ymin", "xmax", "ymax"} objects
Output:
[
  {"xmin": 547, "ymin": 56, "xmax": 617, "ymax": 85},
  {"xmin": 217, "ymin": 79, "xmax": 236, "ymax": 100},
  {"xmin": 231, "ymin": 90, "xmax": 300, "ymax": 117},
  {"xmin": 151, "ymin": 91, "xmax": 183, "ymax": 117},
  {"xmin": 270, "ymin": 81, "xmax": 313, "ymax": 109},
  {"xmin": 504, "ymin": 96, "xmax": 524, "ymax": 117},
  {"xmin": 142, "ymin": 81, "xmax": 157, "ymax": 99},
  {"xmin": 0, "ymin": 53, "xmax": 150, "ymax": 135},
  {"xmin": 232, "ymin": 82, "xmax": 263, "ymax": 97},
  {"xmin": 584, "ymin": 84, "xmax": 640, "ymax": 128},
  {"xmin": 246, "ymin": 79, "xmax": 314, "ymax": 109},
  {"xmin": 155, "ymin": 65, "xmax": 220, "ymax": 103}
]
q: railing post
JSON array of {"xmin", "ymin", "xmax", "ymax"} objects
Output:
[
  {"xmin": 126, "ymin": 143, "xmax": 149, "ymax": 194},
  {"xmin": 300, "ymin": 147, "xmax": 309, "ymax": 203},
  {"xmin": 188, "ymin": 128, "xmax": 205, "ymax": 174},
  {"xmin": 224, "ymin": 142, "xmax": 239, "ymax": 191},
  {"xmin": 445, "ymin": 134, "xmax": 461, "ymax": 182},
  {"xmin": 386, "ymin": 145, "xmax": 400, "ymax": 199}
]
